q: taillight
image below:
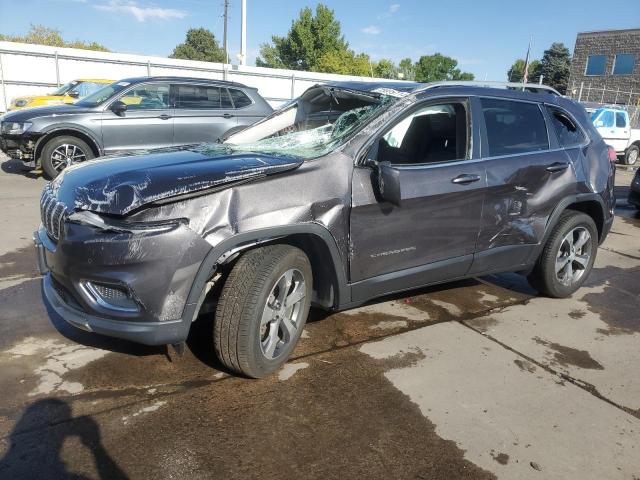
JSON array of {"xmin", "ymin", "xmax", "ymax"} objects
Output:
[{"xmin": 607, "ymin": 146, "xmax": 618, "ymax": 163}]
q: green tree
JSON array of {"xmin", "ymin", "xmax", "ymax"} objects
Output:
[
  {"xmin": 0, "ymin": 24, "xmax": 109, "ymax": 51},
  {"xmin": 373, "ymin": 59, "xmax": 397, "ymax": 79},
  {"xmin": 256, "ymin": 4, "xmax": 350, "ymax": 73},
  {"xmin": 398, "ymin": 57, "xmax": 415, "ymax": 81},
  {"xmin": 507, "ymin": 58, "xmax": 542, "ymax": 83},
  {"xmin": 539, "ymin": 42, "xmax": 571, "ymax": 94},
  {"xmin": 413, "ymin": 53, "xmax": 474, "ymax": 83},
  {"xmin": 170, "ymin": 28, "xmax": 226, "ymax": 63}
]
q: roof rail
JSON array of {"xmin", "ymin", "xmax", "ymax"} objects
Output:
[{"xmin": 416, "ymin": 80, "xmax": 562, "ymax": 96}]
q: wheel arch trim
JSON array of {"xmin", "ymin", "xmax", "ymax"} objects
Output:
[
  {"xmin": 181, "ymin": 223, "xmax": 350, "ymax": 326},
  {"xmin": 34, "ymin": 126, "xmax": 102, "ymax": 160}
]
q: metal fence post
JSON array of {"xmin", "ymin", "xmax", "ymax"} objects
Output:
[
  {"xmin": 601, "ymin": 86, "xmax": 606, "ymax": 103},
  {"xmin": 290, "ymin": 73, "xmax": 295, "ymax": 99},
  {"xmin": 55, "ymin": 51, "xmax": 60, "ymax": 87},
  {"xmin": 147, "ymin": 60, "xmax": 151, "ymax": 76},
  {"xmin": 578, "ymin": 82, "xmax": 584, "ymax": 102},
  {"xmin": 614, "ymin": 87, "xmax": 620, "ymax": 104},
  {"xmin": 0, "ymin": 53, "xmax": 7, "ymax": 112}
]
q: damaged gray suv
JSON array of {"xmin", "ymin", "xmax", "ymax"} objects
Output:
[{"xmin": 35, "ymin": 81, "xmax": 616, "ymax": 378}]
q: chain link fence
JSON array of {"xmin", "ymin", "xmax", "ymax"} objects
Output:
[{"xmin": 566, "ymin": 81, "xmax": 640, "ymax": 128}]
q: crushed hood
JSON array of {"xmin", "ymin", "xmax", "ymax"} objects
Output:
[{"xmin": 52, "ymin": 146, "xmax": 302, "ymax": 216}]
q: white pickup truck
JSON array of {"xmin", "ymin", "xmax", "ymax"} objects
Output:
[{"xmin": 591, "ymin": 107, "xmax": 640, "ymax": 165}]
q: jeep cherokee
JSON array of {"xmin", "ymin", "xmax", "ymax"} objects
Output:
[{"xmin": 34, "ymin": 81, "xmax": 616, "ymax": 378}]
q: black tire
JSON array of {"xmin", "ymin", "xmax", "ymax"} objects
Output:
[
  {"xmin": 528, "ymin": 211, "xmax": 598, "ymax": 298},
  {"xmin": 624, "ymin": 145, "xmax": 639, "ymax": 166},
  {"xmin": 214, "ymin": 245, "xmax": 312, "ymax": 378},
  {"xmin": 41, "ymin": 135, "xmax": 95, "ymax": 179}
]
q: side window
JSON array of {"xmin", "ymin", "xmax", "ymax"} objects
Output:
[
  {"xmin": 377, "ymin": 102, "xmax": 468, "ymax": 165},
  {"xmin": 75, "ymin": 82, "xmax": 104, "ymax": 98},
  {"xmin": 615, "ymin": 111, "xmax": 627, "ymax": 128},
  {"xmin": 221, "ymin": 88, "xmax": 234, "ymax": 109},
  {"xmin": 598, "ymin": 110, "xmax": 614, "ymax": 128},
  {"xmin": 546, "ymin": 106, "xmax": 586, "ymax": 148},
  {"xmin": 176, "ymin": 85, "xmax": 227, "ymax": 109},
  {"xmin": 480, "ymin": 98, "xmax": 548, "ymax": 157},
  {"xmin": 120, "ymin": 84, "xmax": 170, "ymax": 110},
  {"xmin": 228, "ymin": 88, "xmax": 252, "ymax": 108}
]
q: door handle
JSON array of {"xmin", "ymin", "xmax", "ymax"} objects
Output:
[
  {"xmin": 223, "ymin": 113, "xmax": 234, "ymax": 119},
  {"xmin": 451, "ymin": 173, "xmax": 481, "ymax": 185},
  {"xmin": 158, "ymin": 114, "xmax": 172, "ymax": 120},
  {"xmin": 546, "ymin": 162, "xmax": 569, "ymax": 173}
]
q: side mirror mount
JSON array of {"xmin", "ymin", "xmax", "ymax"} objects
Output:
[
  {"xmin": 110, "ymin": 101, "xmax": 127, "ymax": 116},
  {"xmin": 377, "ymin": 161, "xmax": 402, "ymax": 206},
  {"xmin": 67, "ymin": 90, "xmax": 80, "ymax": 99}
]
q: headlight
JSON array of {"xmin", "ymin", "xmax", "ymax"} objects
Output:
[
  {"xmin": 1, "ymin": 121, "xmax": 32, "ymax": 135},
  {"xmin": 14, "ymin": 99, "xmax": 29, "ymax": 107},
  {"xmin": 68, "ymin": 210, "xmax": 187, "ymax": 234}
]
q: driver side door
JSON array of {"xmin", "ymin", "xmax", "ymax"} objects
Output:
[
  {"xmin": 101, "ymin": 82, "xmax": 174, "ymax": 155},
  {"xmin": 349, "ymin": 98, "xmax": 486, "ymax": 302}
]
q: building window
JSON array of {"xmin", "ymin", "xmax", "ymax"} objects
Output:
[
  {"xmin": 612, "ymin": 54, "xmax": 635, "ymax": 75},
  {"xmin": 585, "ymin": 55, "xmax": 607, "ymax": 76}
]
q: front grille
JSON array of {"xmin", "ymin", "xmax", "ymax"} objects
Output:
[{"xmin": 40, "ymin": 186, "xmax": 68, "ymax": 241}]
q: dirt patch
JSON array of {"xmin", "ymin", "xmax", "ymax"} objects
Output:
[
  {"xmin": 582, "ymin": 266, "xmax": 640, "ymax": 335},
  {"xmin": 490, "ymin": 451, "xmax": 509, "ymax": 465},
  {"xmin": 0, "ymin": 346, "xmax": 497, "ymax": 480},
  {"xmin": 467, "ymin": 316, "xmax": 499, "ymax": 333},
  {"xmin": 568, "ymin": 309, "xmax": 586, "ymax": 319},
  {"xmin": 513, "ymin": 359, "xmax": 537, "ymax": 374},
  {"xmin": 534, "ymin": 337, "xmax": 604, "ymax": 370}
]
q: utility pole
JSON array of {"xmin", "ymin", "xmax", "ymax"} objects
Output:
[
  {"xmin": 223, "ymin": 0, "xmax": 229, "ymax": 64},
  {"xmin": 240, "ymin": 0, "xmax": 247, "ymax": 66}
]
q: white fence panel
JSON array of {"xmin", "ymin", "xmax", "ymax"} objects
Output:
[{"xmin": 0, "ymin": 41, "xmax": 404, "ymax": 112}]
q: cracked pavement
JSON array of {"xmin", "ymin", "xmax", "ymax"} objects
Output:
[{"xmin": 0, "ymin": 155, "xmax": 639, "ymax": 479}]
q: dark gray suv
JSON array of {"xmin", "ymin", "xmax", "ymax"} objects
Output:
[
  {"xmin": 34, "ymin": 81, "xmax": 616, "ymax": 377},
  {"xmin": 0, "ymin": 76, "xmax": 272, "ymax": 178}
]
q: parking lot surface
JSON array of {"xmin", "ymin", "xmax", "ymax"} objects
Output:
[{"xmin": 0, "ymin": 155, "xmax": 638, "ymax": 479}]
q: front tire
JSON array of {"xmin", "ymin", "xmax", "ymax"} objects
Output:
[
  {"xmin": 214, "ymin": 245, "xmax": 312, "ymax": 378},
  {"xmin": 624, "ymin": 145, "xmax": 639, "ymax": 166},
  {"xmin": 41, "ymin": 136, "xmax": 95, "ymax": 179},
  {"xmin": 528, "ymin": 211, "xmax": 598, "ymax": 298}
]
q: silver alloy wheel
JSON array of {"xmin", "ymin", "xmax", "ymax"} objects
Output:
[
  {"xmin": 50, "ymin": 144, "xmax": 87, "ymax": 172},
  {"xmin": 259, "ymin": 268, "xmax": 306, "ymax": 360},
  {"xmin": 628, "ymin": 148, "xmax": 638, "ymax": 165},
  {"xmin": 555, "ymin": 226, "xmax": 592, "ymax": 286}
]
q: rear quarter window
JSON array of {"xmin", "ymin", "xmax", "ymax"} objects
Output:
[
  {"xmin": 546, "ymin": 106, "xmax": 587, "ymax": 148},
  {"xmin": 229, "ymin": 88, "xmax": 253, "ymax": 108},
  {"xmin": 480, "ymin": 98, "xmax": 549, "ymax": 157}
]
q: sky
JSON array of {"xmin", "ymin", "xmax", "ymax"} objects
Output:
[{"xmin": 0, "ymin": 0, "xmax": 638, "ymax": 80}]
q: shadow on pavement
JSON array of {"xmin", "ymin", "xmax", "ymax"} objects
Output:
[
  {"xmin": 0, "ymin": 158, "xmax": 42, "ymax": 180},
  {"xmin": 0, "ymin": 398, "xmax": 128, "ymax": 480}
]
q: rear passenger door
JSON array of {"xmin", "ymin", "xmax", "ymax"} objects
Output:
[
  {"xmin": 470, "ymin": 97, "xmax": 579, "ymax": 274},
  {"xmin": 172, "ymin": 84, "xmax": 238, "ymax": 145}
]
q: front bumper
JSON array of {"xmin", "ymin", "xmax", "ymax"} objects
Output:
[
  {"xmin": 0, "ymin": 132, "xmax": 41, "ymax": 166},
  {"xmin": 34, "ymin": 221, "xmax": 212, "ymax": 346}
]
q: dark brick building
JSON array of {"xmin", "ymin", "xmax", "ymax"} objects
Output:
[{"xmin": 567, "ymin": 28, "xmax": 639, "ymax": 105}]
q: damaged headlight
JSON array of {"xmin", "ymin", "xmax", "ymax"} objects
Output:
[
  {"xmin": 68, "ymin": 211, "xmax": 187, "ymax": 234},
  {"xmin": 1, "ymin": 121, "xmax": 32, "ymax": 135}
]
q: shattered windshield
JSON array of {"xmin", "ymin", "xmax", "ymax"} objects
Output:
[{"xmin": 221, "ymin": 87, "xmax": 395, "ymax": 159}]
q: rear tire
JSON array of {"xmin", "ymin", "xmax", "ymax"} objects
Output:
[
  {"xmin": 214, "ymin": 245, "xmax": 312, "ymax": 378},
  {"xmin": 624, "ymin": 145, "xmax": 639, "ymax": 166},
  {"xmin": 42, "ymin": 135, "xmax": 94, "ymax": 179},
  {"xmin": 528, "ymin": 211, "xmax": 598, "ymax": 298}
]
